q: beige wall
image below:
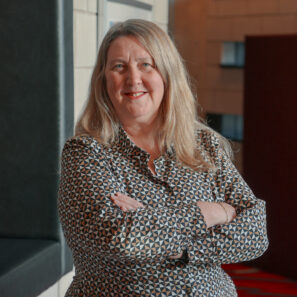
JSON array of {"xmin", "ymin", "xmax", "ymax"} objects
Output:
[{"xmin": 73, "ymin": 0, "xmax": 98, "ymax": 124}]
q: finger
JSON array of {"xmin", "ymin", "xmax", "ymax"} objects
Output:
[
  {"xmin": 111, "ymin": 198, "xmax": 137, "ymax": 210},
  {"xmin": 111, "ymin": 193, "xmax": 127, "ymax": 201},
  {"xmin": 110, "ymin": 195, "xmax": 123, "ymax": 207},
  {"xmin": 115, "ymin": 193, "xmax": 130, "ymax": 201},
  {"xmin": 115, "ymin": 193, "xmax": 144, "ymax": 207},
  {"xmin": 225, "ymin": 204, "xmax": 236, "ymax": 221},
  {"xmin": 111, "ymin": 193, "xmax": 144, "ymax": 210},
  {"xmin": 110, "ymin": 195, "xmax": 118, "ymax": 203}
]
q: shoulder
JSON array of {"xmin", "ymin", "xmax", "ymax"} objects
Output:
[
  {"xmin": 196, "ymin": 127, "xmax": 220, "ymax": 148},
  {"xmin": 62, "ymin": 135, "xmax": 108, "ymax": 156},
  {"xmin": 196, "ymin": 126, "xmax": 220, "ymax": 153},
  {"xmin": 195, "ymin": 125, "xmax": 232, "ymax": 166}
]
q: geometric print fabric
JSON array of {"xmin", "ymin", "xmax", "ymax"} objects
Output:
[{"xmin": 58, "ymin": 128, "xmax": 268, "ymax": 296}]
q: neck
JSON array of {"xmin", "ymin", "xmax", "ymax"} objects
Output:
[
  {"xmin": 122, "ymin": 121, "xmax": 160, "ymax": 156},
  {"xmin": 124, "ymin": 122, "xmax": 155, "ymax": 140}
]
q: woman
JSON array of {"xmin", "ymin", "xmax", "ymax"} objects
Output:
[{"xmin": 58, "ymin": 19, "xmax": 268, "ymax": 296}]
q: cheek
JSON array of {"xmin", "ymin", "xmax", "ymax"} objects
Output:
[
  {"xmin": 105, "ymin": 74, "xmax": 120, "ymax": 97},
  {"xmin": 145, "ymin": 71, "xmax": 161, "ymax": 87},
  {"xmin": 151, "ymin": 76, "xmax": 165, "ymax": 98}
]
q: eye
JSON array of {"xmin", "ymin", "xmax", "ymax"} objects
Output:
[
  {"xmin": 112, "ymin": 63, "xmax": 124, "ymax": 70},
  {"xmin": 140, "ymin": 62, "xmax": 154, "ymax": 71}
]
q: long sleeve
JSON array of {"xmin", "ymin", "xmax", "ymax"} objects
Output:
[
  {"xmin": 187, "ymin": 131, "xmax": 269, "ymax": 265},
  {"xmin": 58, "ymin": 137, "xmax": 208, "ymax": 263}
]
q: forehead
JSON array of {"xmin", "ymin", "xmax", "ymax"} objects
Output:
[{"xmin": 106, "ymin": 36, "xmax": 152, "ymax": 61}]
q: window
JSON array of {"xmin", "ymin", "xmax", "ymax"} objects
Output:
[
  {"xmin": 207, "ymin": 113, "xmax": 243, "ymax": 141},
  {"xmin": 221, "ymin": 41, "xmax": 245, "ymax": 68}
]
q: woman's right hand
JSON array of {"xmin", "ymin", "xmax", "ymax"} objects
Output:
[
  {"xmin": 111, "ymin": 192, "xmax": 144, "ymax": 211},
  {"xmin": 197, "ymin": 201, "xmax": 236, "ymax": 228}
]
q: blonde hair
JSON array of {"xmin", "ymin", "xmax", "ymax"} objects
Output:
[{"xmin": 75, "ymin": 19, "xmax": 231, "ymax": 170}]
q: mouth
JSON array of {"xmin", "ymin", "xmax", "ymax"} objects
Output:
[{"xmin": 124, "ymin": 91, "xmax": 147, "ymax": 99}]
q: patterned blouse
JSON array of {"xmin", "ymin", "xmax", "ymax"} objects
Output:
[{"xmin": 58, "ymin": 128, "xmax": 268, "ymax": 297}]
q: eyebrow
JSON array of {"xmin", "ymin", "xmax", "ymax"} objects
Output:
[
  {"xmin": 108, "ymin": 59, "xmax": 125, "ymax": 65},
  {"xmin": 108, "ymin": 57, "xmax": 153, "ymax": 65}
]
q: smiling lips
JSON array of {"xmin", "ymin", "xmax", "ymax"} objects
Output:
[{"xmin": 124, "ymin": 91, "xmax": 147, "ymax": 100}]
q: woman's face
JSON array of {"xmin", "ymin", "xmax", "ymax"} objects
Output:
[{"xmin": 104, "ymin": 36, "xmax": 164, "ymax": 126}]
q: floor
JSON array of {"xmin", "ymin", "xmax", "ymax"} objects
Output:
[{"xmin": 223, "ymin": 264, "xmax": 297, "ymax": 297}]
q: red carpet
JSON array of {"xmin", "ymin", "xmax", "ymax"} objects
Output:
[{"xmin": 223, "ymin": 264, "xmax": 297, "ymax": 296}]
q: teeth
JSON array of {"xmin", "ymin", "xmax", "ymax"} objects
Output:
[{"xmin": 131, "ymin": 92, "xmax": 144, "ymax": 97}]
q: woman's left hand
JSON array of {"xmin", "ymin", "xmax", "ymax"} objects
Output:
[{"xmin": 111, "ymin": 192, "xmax": 144, "ymax": 211}]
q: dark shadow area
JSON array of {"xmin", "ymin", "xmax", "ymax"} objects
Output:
[
  {"xmin": 244, "ymin": 34, "xmax": 297, "ymax": 281},
  {"xmin": 0, "ymin": 0, "xmax": 74, "ymax": 296}
]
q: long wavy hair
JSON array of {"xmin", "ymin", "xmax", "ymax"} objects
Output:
[{"xmin": 75, "ymin": 19, "xmax": 231, "ymax": 170}]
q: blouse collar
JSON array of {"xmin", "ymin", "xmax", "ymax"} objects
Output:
[{"xmin": 114, "ymin": 126, "xmax": 175, "ymax": 160}]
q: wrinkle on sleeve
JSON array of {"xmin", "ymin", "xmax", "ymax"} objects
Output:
[{"xmin": 187, "ymin": 130, "xmax": 269, "ymax": 265}]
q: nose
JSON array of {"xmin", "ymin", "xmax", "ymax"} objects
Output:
[{"xmin": 126, "ymin": 65, "xmax": 142, "ymax": 86}]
